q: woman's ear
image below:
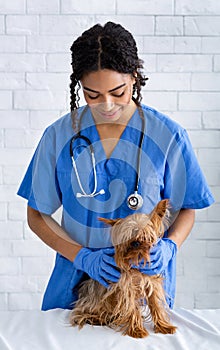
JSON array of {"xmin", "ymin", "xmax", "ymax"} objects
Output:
[{"xmin": 132, "ymin": 71, "xmax": 137, "ymax": 84}]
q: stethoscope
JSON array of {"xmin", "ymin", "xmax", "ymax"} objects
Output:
[{"xmin": 70, "ymin": 105, "xmax": 145, "ymax": 210}]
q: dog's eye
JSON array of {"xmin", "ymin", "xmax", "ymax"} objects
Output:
[{"xmin": 130, "ymin": 241, "xmax": 141, "ymax": 248}]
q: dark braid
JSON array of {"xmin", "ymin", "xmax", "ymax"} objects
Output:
[{"xmin": 70, "ymin": 22, "xmax": 148, "ymax": 119}]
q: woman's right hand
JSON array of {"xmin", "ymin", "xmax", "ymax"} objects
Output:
[{"xmin": 73, "ymin": 247, "xmax": 121, "ymax": 288}]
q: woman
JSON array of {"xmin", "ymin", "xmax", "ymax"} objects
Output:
[{"xmin": 17, "ymin": 22, "xmax": 214, "ymax": 311}]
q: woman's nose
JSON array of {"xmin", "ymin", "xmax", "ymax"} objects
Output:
[{"xmin": 100, "ymin": 96, "xmax": 115, "ymax": 111}]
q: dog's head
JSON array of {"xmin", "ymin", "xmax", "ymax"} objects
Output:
[{"xmin": 99, "ymin": 199, "xmax": 170, "ymax": 269}]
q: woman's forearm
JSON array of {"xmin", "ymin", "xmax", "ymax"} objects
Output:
[
  {"xmin": 167, "ymin": 208, "xmax": 195, "ymax": 249},
  {"xmin": 27, "ymin": 206, "xmax": 82, "ymax": 262}
]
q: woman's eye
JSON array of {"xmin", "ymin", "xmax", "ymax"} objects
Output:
[
  {"xmin": 87, "ymin": 91, "xmax": 125, "ymax": 99},
  {"xmin": 88, "ymin": 95, "xmax": 99, "ymax": 100},
  {"xmin": 112, "ymin": 91, "xmax": 125, "ymax": 98}
]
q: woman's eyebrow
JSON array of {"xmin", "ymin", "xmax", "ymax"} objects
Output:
[{"xmin": 83, "ymin": 83, "xmax": 126, "ymax": 94}]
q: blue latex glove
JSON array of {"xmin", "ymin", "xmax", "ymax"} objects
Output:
[
  {"xmin": 136, "ymin": 238, "xmax": 177, "ymax": 276},
  {"xmin": 73, "ymin": 247, "xmax": 120, "ymax": 288}
]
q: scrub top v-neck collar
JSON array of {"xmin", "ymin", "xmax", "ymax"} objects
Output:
[{"xmin": 79, "ymin": 105, "xmax": 140, "ymax": 161}]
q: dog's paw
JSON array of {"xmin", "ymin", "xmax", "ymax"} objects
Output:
[
  {"xmin": 124, "ymin": 327, "xmax": 149, "ymax": 338},
  {"xmin": 154, "ymin": 324, "xmax": 177, "ymax": 334}
]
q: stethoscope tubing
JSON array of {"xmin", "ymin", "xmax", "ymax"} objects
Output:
[{"xmin": 70, "ymin": 104, "xmax": 145, "ymax": 208}]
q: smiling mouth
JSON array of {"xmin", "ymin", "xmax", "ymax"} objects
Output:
[
  {"xmin": 102, "ymin": 112, "xmax": 117, "ymax": 118},
  {"xmin": 100, "ymin": 108, "xmax": 122, "ymax": 118}
]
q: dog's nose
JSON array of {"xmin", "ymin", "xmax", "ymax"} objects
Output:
[{"xmin": 130, "ymin": 241, "xmax": 141, "ymax": 248}]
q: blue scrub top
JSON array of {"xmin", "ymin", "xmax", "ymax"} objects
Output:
[{"xmin": 17, "ymin": 104, "xmax": 214, "ymax": 310}]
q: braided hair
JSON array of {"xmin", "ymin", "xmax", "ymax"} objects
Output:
[{"xmin": 70, "ymin": 22, "xmax": 148, "ymax": 117}]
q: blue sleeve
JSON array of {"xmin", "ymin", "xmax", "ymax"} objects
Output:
[
  {"xmin": 163, "ymin": 129, "xmax": 214, "ymax": 210},
  {"xmin": 17, "ymin": 129, "xmax": 62, "ymax": 215}
]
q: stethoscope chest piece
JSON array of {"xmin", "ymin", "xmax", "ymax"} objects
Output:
[{"xmin": 127, "ymin": 192, "xmax": 143, "ymax": 210}]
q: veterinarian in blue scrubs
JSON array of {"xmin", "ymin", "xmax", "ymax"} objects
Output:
[{"xmin": 17, "ymin": 22, "xmax": 214, "ymax": 310}]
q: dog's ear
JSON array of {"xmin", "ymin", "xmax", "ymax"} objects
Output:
[
  {"xmin": 98, "ymin": 217, "xmax": 121, "ymax": 226},
  {"xmin": 150, "ymin": 199, "xmax": 170, "ymax": 232}
]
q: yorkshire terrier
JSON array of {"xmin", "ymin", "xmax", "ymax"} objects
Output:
[{"xmin": 70, "ymin": 199, "xmax": 177, "ymax": 338}]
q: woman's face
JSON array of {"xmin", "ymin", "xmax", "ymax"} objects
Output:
[{"xmin": 80, "ymin": 69, "xmax": 136, "ymax": 123}]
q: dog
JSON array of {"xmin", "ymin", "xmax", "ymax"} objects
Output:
[{"xmin": 70, "ymin": 199, "xmax": 177, "ymax": 338}]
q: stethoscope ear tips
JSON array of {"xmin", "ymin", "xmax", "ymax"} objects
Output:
[{"xmin": 127, "ymin": 193, "xmax": 143, "ymax": 210}]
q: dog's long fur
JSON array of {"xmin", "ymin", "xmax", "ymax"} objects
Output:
[{"xmin": 70, "ymin": 199, "xmax": 177, "ymax": 338}]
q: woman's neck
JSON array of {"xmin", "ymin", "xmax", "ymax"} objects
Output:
[{"xmin": 94, "ymin": 101, "xmax": 137, "ymax": 158}]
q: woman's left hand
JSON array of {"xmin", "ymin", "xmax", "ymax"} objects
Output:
[{"xmin": 134, "ymin": 238, "xmax": 177, "ymax": 275}]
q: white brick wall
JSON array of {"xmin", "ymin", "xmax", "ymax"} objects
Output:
[{"xmin": 0, "ymin": 0, "xmax": 219, "ymax": 311}]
